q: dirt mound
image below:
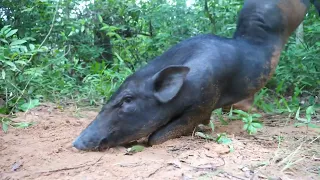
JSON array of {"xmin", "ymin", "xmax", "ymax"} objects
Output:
[{"xmin": 0, "ymin": 104, "xmax": 319, "ymax": 180}]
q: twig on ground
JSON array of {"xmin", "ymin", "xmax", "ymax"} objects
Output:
[
  {"xmin": 147, "ymin": 166, "xmax": 165, "ymax": 178},
  {"xmin": 309, "ymin": 135, "xmax": 320, "ymax": 144},
  {"xmin": 277, "ymin": 142, "xmax": 305, "ymax": 172},
  {"xmin": 221, "ymin": 172, "xmax": 247, "ymax": 180},
  {"xmin": 37, "ymin": 154, "xmax": 105, "ymax": 174},
  {"xmin": 115, "ymin": 162, "xmax": 146, "ymax": 167},
  {"xmin": 0, "ymin": 146, "xmax": 8, "ymax": 151},
  {"xmin": 189, "ymin": 158, "xmax": 225, "ymax": 171}
]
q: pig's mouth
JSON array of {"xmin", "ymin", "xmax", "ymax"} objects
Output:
[
  {"xmin": 74, "ymin": 132, "xmax": 153, "ymax": 151},
  {"xmin": 96, "ymin": 138, "xmax": 109, "ymax": 151},
  {"xmin": 94, "ymin": 135, "xmax": 151, "ymax": 151}
]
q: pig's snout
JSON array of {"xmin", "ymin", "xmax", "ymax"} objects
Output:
[
  {"xmin": 72, "ymin": 136, "xmax": 87, "ymax": 150},
  {"xmin": 72, "ymin": 125, "xmax": 105, "ymax": 150}
]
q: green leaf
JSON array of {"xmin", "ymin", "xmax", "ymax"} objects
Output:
[
  {"xmin": 12, "ymin": 122, "xmax": 34, "ymax": 128},
  {"xmin": 18, "ymin": 99, "xmax": 40, "ymax": 112},
  {"xmin": 3, "ymin": 61, "xmax": 17, "ymax": 70},
  {"xmin": 81, "ymin": 26, "xmax": 85, "ymax": 32},
  {"xmin": 0, "ymin": 107, "xmax": 9, "ymax": 114},
  {"xmin": 10, "ymin": 39, "xmax": 27, "ymax": 46},
  {"xmin": 295, "ymin": 107, "xmax": 308, "ymax": 122},
  {"xmin": 100, "ymin": 26, "xmax": 109, "ymax": 31},
  {"xmin": 0, "ymin": 38, "xmax": 8, "ymax": 43},
  {"xmin": 127, "ymin": 145, "xmax": 144, "ymax": 153},
  {"xmin": 195, "ymin": 132, "xmax": 216, "ymax": 141},
  {"xmin": 0, "ymin": 25, "xmax": 11, "ymax": 34},
  {"xmin": 252, "ymin": 113, "xmax": 262, "ymax": 118},
  {"xmin": 68, "ymin": 31, "xmax": 74, "ymax": 37},
  {"xmin": 6, "ymin": 29, "xmax": 18, "ymax": 38},
  {"xmin": 306, "ymin": 106, "xmax": 315, "ymax": 114},
  {"xmin": 98, "ymin": 15, "xmax": 103, "ymax": 23},
  {"xmin": 242, "ymin": 117, "xmax": 249, "ymax": 123},
  {"xmin": 217, "ymin": 136, "xmax": 232, "ymax": 144},
  {"xmin": 243, "ymin": 123, "xmax": 249, "ymax": 130},
  {"xmin": 247, "ymin": 125, "xmax": 257, "ymax": 134},
  {"xmin": 29, "ymin": 44, "xmax": 35, "ymax": 51},
  {"xmin": 232, "ymin": 109, "xmax": 249, "ymax": 116},
  {"xmin": 21, "ymin": 7, "xmax": 34, "ymax": 13},
  {"xmin": 4, "ymin": 28, "xmax": 11, "ymax": 35},
  {"xmin": 14, "ymin": 60, "xmax": 27, "ymax": 65},
  {"xmin": 2, "ymin": 122, "xmax": 8, "ymax": 133},
  {"xmin": 1, "ymin": 70, "xmax": 5, "ymax": 79},
  {"xmin": 276, "ymin": 80, "xmax": 284, "ymax": 94},
  {"xmin": 251, "ymin": 122, "xmax": 263, "ymax": 129},
  {"xmin": 295, "ymin": 107, "xmax": 302, "ymax": 120}
]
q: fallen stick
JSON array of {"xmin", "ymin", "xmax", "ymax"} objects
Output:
[{"xmin": 37, "ymin": 155, "xmax": 105, "ymax": 174}]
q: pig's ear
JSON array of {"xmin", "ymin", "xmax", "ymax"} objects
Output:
[{"xmin": 152, "ymin": 65, "xmax": 190, "ymax": 103}]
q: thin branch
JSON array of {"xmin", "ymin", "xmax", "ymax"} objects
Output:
[
  {"xmin": 39, "ymin": 2, "xmax": 59, "ymax": 49},
  {"xmin": 38, "ymin": 155, "xmax": 104, "ymax": 174},
  {"xmin": 204, "ymin": 0, "xmax": 216, "ymax": 32}
]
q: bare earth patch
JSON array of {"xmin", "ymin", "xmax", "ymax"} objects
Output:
[{"xmin": 0, "ymin": 103, "xmax": 319, "ymax": 180}]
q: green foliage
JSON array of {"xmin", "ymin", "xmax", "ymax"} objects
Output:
[
  {"xmin": 18, "ymin": 99, "xmax": 40, "ymax": 112},
  {"xmin": 0, "ymin": 25, "xmax": 42, "ymax": 113},
  {"xmin": 0, "ymin": 0, "xmax": 319, "ymax": 133},
  {"xmin": 274, "ymin": 43, "xmax": 320, "ymax": 94}
]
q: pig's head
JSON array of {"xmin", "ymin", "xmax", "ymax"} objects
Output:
[{"xmin": 73, "ymin": 65, "xmax": 190, "ymax": 150}]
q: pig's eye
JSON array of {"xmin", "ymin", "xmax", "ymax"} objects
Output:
[
  {"xmin": 123, "ymin": 96, "xmax": 133, "ymax": 104},
  {"xmin": 117, "ymin": 96, "xmax": 134, "ymax": 107}
]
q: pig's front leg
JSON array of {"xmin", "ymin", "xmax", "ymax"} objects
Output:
[{"xmin": 148, "ymin": 109, "xmax": 211, "ymax": 145}]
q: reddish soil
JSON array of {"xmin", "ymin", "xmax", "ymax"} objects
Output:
[{"xmin": 0, "ymin": 103, "xmax": 319, "ymax": 180}]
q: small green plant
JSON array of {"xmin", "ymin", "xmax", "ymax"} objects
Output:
[
  {"xmin": 212, "ymin": 104, "xmax": 263, "ymax": 135},
  {"xmin": 1, "ymin": 117, "xmax": 34, "ymax": 133},
  {"xmin": 195, "ymin": 130, "xmax": 234, "ymax": 153},
  {"xmin": 195, "ymin": 131, "xmax": 216, "ymax": 141},
  {"xmin": 231, "ymin": 110, "xmax": 263, "ymax": 135},
  {"xmin": 195, "ymin": 119, "xmax": 233, "ymax": 149},
  {"xmin": 212, "ymin": 108, "xmax": 229, "ymax": 125},
  {"xmin": 216, "ymin": 133, "xmax": 232, "ymax": 145},
  {"xmin": 294, "ymin": 106, "xmax": 319, "ymax": 129},
  {"xmin": 195, "ymin": 119, "xmax": 216, "ymax": 141}
]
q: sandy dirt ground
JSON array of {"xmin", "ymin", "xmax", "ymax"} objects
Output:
[{"xmin": 0, "ymin": 103, "xmax": 319, "ymax": 180}]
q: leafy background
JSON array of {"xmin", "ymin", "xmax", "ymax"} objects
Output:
[{"xmin": 0, "ymin": 0, "xmax": 319, "ymax": 132}]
